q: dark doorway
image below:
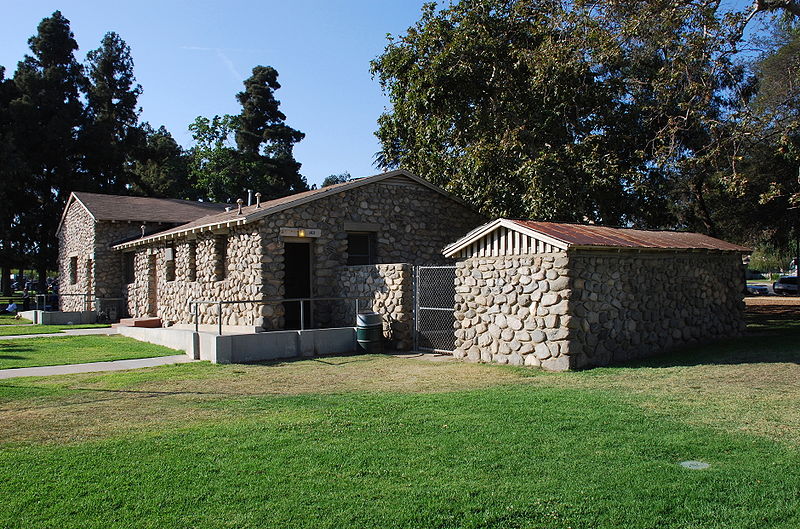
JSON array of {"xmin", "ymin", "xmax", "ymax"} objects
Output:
[{"xmin": 283, "ymin": 242, "xmax": 312, "ymax": 329}]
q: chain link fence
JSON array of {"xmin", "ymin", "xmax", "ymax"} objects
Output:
[{"xmin": 414, "ymin": 265, "xmax": 457, "ymax": 353}]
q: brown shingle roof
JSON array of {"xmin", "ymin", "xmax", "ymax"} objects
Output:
[
  {"xmin": 112, "ymin": 170, "xmax": 473, "ymax": 249},
  {"xmin": 72, "ymin": 192, "xmax": 228, "ymax": 224},
  {"xmin": 512, "ymin": 220, "xmax": 750, "ymax": 251}
]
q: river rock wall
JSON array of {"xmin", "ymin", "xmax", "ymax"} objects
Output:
[{"xmin": 454, "ymin": 251, "xmax": 745, "ymax": 370}]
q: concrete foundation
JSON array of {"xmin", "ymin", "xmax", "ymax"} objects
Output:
[
  {"xmin": 19, "ymin": 310, "xmax": 97, "ymax": 325},
  {"xmin": 117, "ymin": 325, "xmax": 357, "ymax": 364}
]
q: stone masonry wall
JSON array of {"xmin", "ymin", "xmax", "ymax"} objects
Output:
[
  {"xmin": 333, "ymin": 264, "xmax": 413, "ymax": 349},
  {"xmin": 125, "ymin": 225, "xmax": 262, "ymax": 326},
  {"xmin": 567, "ymin": 251, "xmax": 745, "ymax": 368},
  {"xmin": 454, "ymin": 254, "xmax": 572, "ymax": 371},
  {"xmin": 454, "ymin": 251, "xmax": 745, "ymax": 370},
  {"xmin": 255, "ymin": 179, "xmax": 483, "ymax": 330},
  {"xmin": 120, "ymin": 178, "xmax": 482, "ymax": 330},
  {"xmin": 58, "ymin": 201, "xmax": 95, "ymax": 312}
]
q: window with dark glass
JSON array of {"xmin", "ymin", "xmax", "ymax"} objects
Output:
[
  {"xmin": 69, "ymin": 256, "xmax": 78, "ymax": 284},
  {"xmin": 214, "ymin": 235, "xmax": 228, "ymax": 281},
  {"xmin": 124, "ymin": 253, "xmax": 135, "ymax": 284},
  {"xmin": 347, "ymin": 232, "xmax": 376, "ymax": 265},
  {"xmin": 165, "ymin": 245, "xmax": 176, "ymax": 282},
  {"xmin": 187, "ymin": 242, "xmax": 197, "ymax": 282}
]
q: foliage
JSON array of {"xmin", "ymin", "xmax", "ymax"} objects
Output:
[
  {"xmin": 81, "ymin": 32, "xmax": 143, "ymax": 194},
  {"xmin": 371, "ymin": 0, "xmax": 800, "ymax": 239},
  {"xmin": 322, "ymin": 171, "xmax": 351, "ymax": 187},
  {"xmin": 189, "ymin": 66, "xmax": 307, "ymax": 202},
  {"xmin": 9, "ymin": 11, "xmax": 86, "ymax": 285}
]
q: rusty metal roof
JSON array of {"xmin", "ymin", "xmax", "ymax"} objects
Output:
[{"xmin": 512, "ymin": 221, "xmax": 750, "ymax": 252}]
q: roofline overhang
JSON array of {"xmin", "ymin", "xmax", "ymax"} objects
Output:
[
  {"xmin": 56, "ymin": 192, "xmax": 97, "ymax": 235},
  {"xmin": 442, "ymin": 218, "xmax": 752, "ymax": 257},
  {"xmin": 442, "ymin": 218, "xmax": 570, "ymax": 257},
  {"xmin": 113, "ymin": 169, "xmax": 479, "ymax": 251}
]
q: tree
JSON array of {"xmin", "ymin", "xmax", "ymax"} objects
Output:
[
  {"xmin": 322, "ymin": 171, "xmax": 351, "ymax": 187},
  {"xmin": 370, "ymin": 0, "xmax": 796, "ymax": 235},
  {"xmin": 10, "ymin": 11, "xmax": 85, "ymax": 290},
  {"xmin": 0, "ymin": 66, "xmax": 26, "ymax": 295},
  {"xmin": 130, "ymin": 123, "xmax": 193, "ymax": 199},
  {"xmin": 189, "ymin": 66, "xmax": 307, "ymax": 202},
  {"xmin": 82, "ymin": 32, "xmax": 143, "ymax": 194}
]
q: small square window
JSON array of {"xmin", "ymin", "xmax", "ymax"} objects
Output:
[{"xmin": 347, "ymin": 233, "xmax": 376, "ymax": 265}]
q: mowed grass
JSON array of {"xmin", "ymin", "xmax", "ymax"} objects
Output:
[
  {"xmin": 0, "ymin": 323, "xmax": 110, "ymax": 337},
  {"xmin": 0, "ymin": 314, "xmax": 31, "ymax": 325},
  {"xmin": 0, "ymin": 301, "xmax": 798, "ymax": 528},
  {"xmin": 0, "ymin": 335, "xmax": 180, "ymax": 370}
]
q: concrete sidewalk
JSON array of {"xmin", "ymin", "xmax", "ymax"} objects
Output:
[
  {"xmin": 0, "ymin": 328, "xmax": 118, "ymax": 340},
  {"xmin": 0, "ymin": 354, "xmax": 195, "ymax": 379}
]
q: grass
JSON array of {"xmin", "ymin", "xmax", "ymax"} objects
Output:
[
  {"xmin": 0, "ymin": 302, "xmax": 798, "ymax": 527},
  {"xmin": 0, "ymin": 314, "xmax": 31, "ymax": 325},
  {"xmin": 0, "ymin": 323, "xmax": 110, "ymax": 336},
  {"xmin": 0, "ymin": 335, "xmax": 181, "ymax": 370}
]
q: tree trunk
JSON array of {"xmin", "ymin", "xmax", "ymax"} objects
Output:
[
  {"xmin": 0, "ymin": 267, "xmax": 10, "ymax": 297},
  {"xmin": 37, "ymin": 266, "xmax": 47, "ymax": 294}
]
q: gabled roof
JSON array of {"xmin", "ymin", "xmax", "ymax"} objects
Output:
[
  {"xmin": 112, "ymin": 169, "xmax": 472, "ymax": 250},
  {"xmin": 443, "ymin": 219, "xmax": 750, "ymax": 257},
  {"xmin": 58, "ymin": 191, "xmax": 228, "ymax": 233}
]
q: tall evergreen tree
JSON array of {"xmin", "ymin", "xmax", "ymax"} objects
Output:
[
  {"xmin": 189, "ymin": 66, "xmax": 307, "ymax": 202},
  {"xmin": 0, "ymin": 67, "xmax": 26, "ymax": 295},
  {"xmin": 130, "ymin": 123, "xmax": 194, "ymax": 199},
  {"xmin": 10, "ymin": 11, "xmax": 85, "ymax": 289},
  {"xmin": 82, "ymin": 31, "xmax": 143, "ymax": 193}
]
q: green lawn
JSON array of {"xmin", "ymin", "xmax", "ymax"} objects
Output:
[
  {"xmin": 0, "ymin": 323, "xmax": 110, "ymax": 337},
  {"xmin": 0, "ymin": 314, "xmax": 31, "ymax": 325},
  {"xmin": 0, "ymin": 308, "xmax": 798, "ymax": 528},
  {"xmin": 0, "ymin": 335, "xmax": 181, "ymax": 370}
]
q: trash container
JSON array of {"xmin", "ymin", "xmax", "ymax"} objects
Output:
[{"xmin": 356, "ymin": 311, "xmax": 383, "ymax": 354}]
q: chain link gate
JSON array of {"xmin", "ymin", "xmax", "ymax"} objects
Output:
[{"xmin": 414, "ymin": 265, "xmax": 457, "ymax": 353}]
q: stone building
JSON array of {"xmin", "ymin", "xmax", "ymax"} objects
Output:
[
  {"xmin": 59, "ymin": 170, "xmax": 484, "ymax": 344},
  {"xmin": 443, "ymin": 219, "xmax": 749, "ymax": 370},
  {"xmin": 57, "ymin": 193, "xmax": 227, "ymax": 313}
]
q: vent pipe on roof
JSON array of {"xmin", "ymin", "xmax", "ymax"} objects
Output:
[
  {"xmin": 255, "ymin": 192, "xmax": 262, "ymax": 208},
  {"xmin": 237, "ymin": 198, "xmax": 244, "ymax": 215},
  {"xmin": 225, "ymin": 206, "xmax": 231, "ymax": 212},
  {"xmin": 140, "ymin": 224, "xmax": 146, "ymax": 238}
]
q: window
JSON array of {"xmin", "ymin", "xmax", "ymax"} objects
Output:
[
  {"xmin": 124, "ymin": 252, "xmax": 135, "ymax": 284},
  {"xmin": 347, "ymin": 232, "xmax": 376, "ymax": 265},
  {"xmin": 187, "ymin": 242, "xmax": 197, "ymax": 282},
  {"xmin": 165, "ymin": 245, "xmax": 176, "ymax": 282},
  {"xmin": 214, "ymin": 235, "xmax": 228, "ymax": 281},
  {"xmin": 69, "ymin": 256, "xmax": 78, "ymax": 284}
]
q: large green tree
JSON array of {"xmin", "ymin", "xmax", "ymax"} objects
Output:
[
  {"xmin": 371, "ymin": 0, "xmax": 799, "ymax": 236},
  {"xmin": 82, "ymin": 31, "xmax": 143, "ymax": 194},
  {"xmin": 10, "ymin": 11, "xmax": 85, "ymax": 289},
  {"xmin": 189, "ymin": 66, "xmax": 307, "ymax": 202}
]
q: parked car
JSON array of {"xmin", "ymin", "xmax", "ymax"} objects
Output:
[
  {"xmin": 746, "ymin": 284, "xmax": 769, "ymax": 296},
  {"xmin": 773, "ymin": 276, "xmax": 800, "ymax": 296}
]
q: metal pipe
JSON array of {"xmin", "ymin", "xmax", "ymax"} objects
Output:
[
  {"xmin": 300, "ymin": 300, "xmax": 305, "ymax": 331},
  {"xmin": 218, "ymin": 302, "xmax": 222, "ymax": 335}
]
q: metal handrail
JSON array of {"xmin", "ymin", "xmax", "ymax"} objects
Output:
[
  {"xmin": 36, "ymin": 292, "xmax": 94, "ymax": 311},
  {"xmin": 187, "ymin": 296, "xmax": 372, "ymax": 335}
]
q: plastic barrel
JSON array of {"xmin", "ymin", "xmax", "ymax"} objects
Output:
[{"xmin": 356, "ymin": 311, "xmax": 383, "ymax": 354}]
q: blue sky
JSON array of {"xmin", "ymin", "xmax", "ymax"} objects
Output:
[{"xmin": 1, "ymin": 1, "xmax": 428, "ymax": 187}]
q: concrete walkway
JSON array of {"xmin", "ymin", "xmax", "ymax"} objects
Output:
[
  {"xmin": 0, "ymin": 327, "xmax": 118, "ymax": 340},
  {"xmin": 0, "ymin": 354, "xmax": 195, "ymax": 379}
]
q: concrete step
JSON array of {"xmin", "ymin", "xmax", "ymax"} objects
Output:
[{"xmin": 117, "ymin": 317, "xmax": 162, "ymax": 328}]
